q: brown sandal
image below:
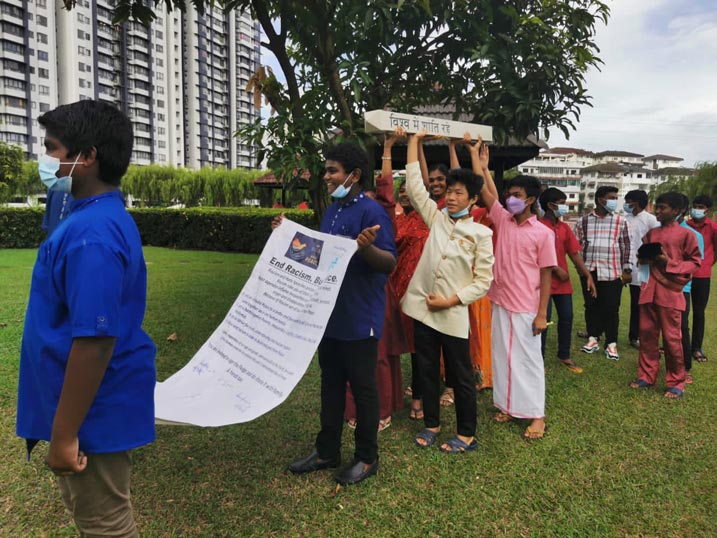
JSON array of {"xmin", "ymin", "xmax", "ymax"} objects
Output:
[
  {"xmin": 439, "ymin": 388, "xmax": 454, "ymax": 406},
  {"xmin": 493, "ymin": 411, "xmax": 513, "ymax": 423}
]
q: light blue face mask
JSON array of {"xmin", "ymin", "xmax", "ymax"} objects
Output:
[
  {"xmin": 39, "ymin": 154, "xmax": 80, "ymax": 194},
  {"xmin": 330, "ymin": 172, "xmax": 354, "ymax": 199},
  {"xmin": 604, "ymin": 199, "xmax": 618, "ymax": 213},
  {"xmin": 554, "ymin": 204, "xmax": 568, "ymax": 217},
  {"xmin": 442, "ymin": 207, "xmax": 470, "ymax": 218},
  {"xmin": 623, "ymin": 203, "xmax": 634, "ymax": 214},
  {"xmin": 691, "ymin": 208, "xmax": 706, "ymax": 220}
]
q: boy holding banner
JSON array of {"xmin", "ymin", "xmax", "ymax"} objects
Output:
[
  {"xmin": 402, "ymin": 130, "xmax": 494, "ymax": 454},
  {"xmin": 279, "ymin": 142, "xmax": 396, "ymax": 485}
]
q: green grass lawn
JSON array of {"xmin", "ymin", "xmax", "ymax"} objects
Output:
[{"xmin": 2, "ymin": 247, "xmax": 717, "ymax": 537}]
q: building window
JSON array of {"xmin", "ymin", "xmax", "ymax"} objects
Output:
[
  {"xmin": 38, "ymin": 68, "xmax": 49, "ymax": 78},
  {"xmin": 39, "ymin": 102, "xmax": 50, "ymax": 112},
  {"xmin": 37, "ymin": 15, "xmax": 48, "ymax": 26},
  {"xmin": 38, "ymin": 51, "xmax": 49, "ymax": 61},
  {"xmin": 39, "ymin": 85, "xmax": 50, "ymax": 95}
]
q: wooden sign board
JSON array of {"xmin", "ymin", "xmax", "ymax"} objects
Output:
[{"xmin": 364, "ymin": 109, "xmax": 493, "ymax": 142}]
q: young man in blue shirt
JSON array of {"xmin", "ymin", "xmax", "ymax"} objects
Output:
[
  {"xmin": 276, "ymin": 142, "xmax": 396, "ymax": 485},
  {"xmin": 16, "ymin": 100, "xmax": 156, "ymax": 536}
]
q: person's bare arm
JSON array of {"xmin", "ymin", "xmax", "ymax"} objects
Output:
[
  {"xmin": 448, "ymin": 139, "xmax": 460, "ymax": 169},
  {"xmin": 47, "ymin": 337, "xmax": 116, "ymax": 475},
  {"xmin": 418, "ymin": 138, "xmax": 429, "ymax": 187},
  {"xmin": 568, "ymin": 251, "xmax": 597, "ymax": 298},
  {"xmin": 356, "ymin": 225, "xmax": 396, "ymax": 273},
  {"xmin": 532, "ymin": 267, "xmax": 553, "ymax": 335}
]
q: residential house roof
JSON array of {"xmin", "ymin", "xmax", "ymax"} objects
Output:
[
  {"xmin": 594, "ymin": 150, "xmax": 644, "ymax": 158},
  {"xmin": 580, "ymin": 162, "xmax": 627, "ymax": 174},
  {"xmin": 642, "ymin": 154, "xmax": 683, "ymax": 161}
]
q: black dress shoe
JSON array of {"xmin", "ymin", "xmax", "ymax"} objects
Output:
[
  {"xmin": 288, "ymin": 452, "xmax": 341, "ymax": 475},
  {"xmin": 334, "ymin": 458, "xmax": 379, "ymax": 485}
]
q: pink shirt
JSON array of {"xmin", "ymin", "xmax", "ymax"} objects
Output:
[{"xmin": 488, "ymin": 201, "xmax": 557, "ymax": 313}]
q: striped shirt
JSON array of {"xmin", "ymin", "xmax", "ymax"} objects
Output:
[{"xmin": 574, "ymin": 211, "xmax": 631, "ymax": 281}]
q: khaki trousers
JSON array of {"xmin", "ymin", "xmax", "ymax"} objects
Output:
[{"xmin": 57, "ymin": 451, "xmax": 138, "ymax": 538}]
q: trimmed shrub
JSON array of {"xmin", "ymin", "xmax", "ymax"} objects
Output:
[
  {"xmin": 0, "ymin": 208, "xmax": 45, "ymax": 248},
  {"xmin": 130, "ymin": 207, "xmax": 316, "ymax": 253},
  {"xmin": 0, "ymin": 207, "xmax": 315, "ymax": 252}
]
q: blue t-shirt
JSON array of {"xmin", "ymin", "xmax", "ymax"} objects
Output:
[
  {"xmin": 42, "ymin": 190, "xmax": 74, "ymax": 237},
  {"xmin": 321, "ymin": 192, "xmax": 396, "ymax": 340},
  {"xmin": 681, "ymin": 220, "xmax": 705, "ymax": 294},
  {"xmin": 17, "ymin": 190, "xmax": 156, "ymax": 454}
]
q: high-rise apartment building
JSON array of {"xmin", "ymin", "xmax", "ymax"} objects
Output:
[{"xmin": 0, "ymin": 0, "xmax": 261, "ymax": 169}]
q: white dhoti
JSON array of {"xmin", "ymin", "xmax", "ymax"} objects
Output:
[{"xmin": 491, "ymin": 304, "xmax": 545, "ymax": 419}]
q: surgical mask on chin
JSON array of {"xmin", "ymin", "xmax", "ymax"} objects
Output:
[
  {"xmin": 506, "ymin": 195, "xmax": 527, "ymax": 215},
  {"xmin": 442, "ymin": 207, "xmax": 470, "ymax": 219},
  {"xmin": 555, "ymin": 204, "xmax": 568, "ymax": 217},
  {"xmin": 330, "ymin": 173, "xmax": 354, "ymax": 199},
  {"xmin": 38, "ymin": 154, "xmax": 80, "ymax": 194},
  {"xmin": 691, "ymin": 208, "xmax": 706, "ymax": 220},
  {"xmin": 604, "ymin": 199, "xmax": 618, "ymax": 213}
]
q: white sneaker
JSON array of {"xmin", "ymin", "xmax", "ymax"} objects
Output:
[
  {"xmin": 605, "ymin": 342, "xmax": 619, "ymax": 360},
  {"xmin": 581, "ymin": 337, "xmax": 599, "ymax": 354}
]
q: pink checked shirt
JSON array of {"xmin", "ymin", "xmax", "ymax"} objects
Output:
[{"xmin": 487, "ymin": 200, "xmax": 557, "ymax": 314}]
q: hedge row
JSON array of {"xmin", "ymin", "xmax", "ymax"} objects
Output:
[
  {"xmin": 0, "ymin": 207, "xmax": 316, "ymax": 253},
  {"xmin": 0, "ymin": 208, "xmax": 45, "ymax": 248},
  {"xmin": 130, "ymin": 208, "xmax": 316, "ymax": 253}
]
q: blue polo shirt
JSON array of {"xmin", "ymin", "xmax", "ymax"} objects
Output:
[
  {"xmin": 42, "ymin": 190, "xmax": 74, "ymax": 237},
  {"xmin": 321, "ymin": 192, "xmax": 396, "ymax": 340},
  {"xmin": 17, "ymin": 189, "xmax": 156, "ymax": 454}
]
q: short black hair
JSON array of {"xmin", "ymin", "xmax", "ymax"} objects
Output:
[
  {"xmin": 625, "ymin": 189, "xmax": 649, "ymax": 209},
  {"xmin": 693, "ymin": 194, "xmax": 714, "ymax": 208},
  {"xmin": 446, "ymin": 168, "xmax": 483, "ymax": 199},
  {"xmin": 324, "ymin": 142, "xmax": 370, "ymax": 189},
  {"xmin": 38, "ymin": 100, "xmax": 133, "ymax": 186},
  {"xmin": 509, "ymin": 175, "xmax": 541, "ymax": 200},
  {"xmin": 679, "ymin": 193, "xmax": 690, "ymax": 214},
  {"xmin": 428, "ymin": 163, "xmax": 449, "ymax": 176},
  {"xmin": 595, "ymin": 185, "xmax": 618, "ymax": 203},
  {"xmin": 539, "ymin": 187, "xmax": 567, "ymax": 211},
  {"xmin": 655, "ymin": 191, "xmax": 683, "ymax": 211}
]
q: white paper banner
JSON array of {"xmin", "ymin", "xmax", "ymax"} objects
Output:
[
  {"xmin": 154, "ymin": 219, "xmax": 358, "ymax": 426},
  {"xmin": 364, "ymin": 109, "xmax": 493, "ymax": 141}
]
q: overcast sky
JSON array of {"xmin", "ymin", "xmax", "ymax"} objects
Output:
[
  {"xmin": 260, "ymin": 0, "xmax": 717, "ymax": 167},
  {"xmin": 546, "ymin": 0, "xmax": 717, "ymax": 166}
]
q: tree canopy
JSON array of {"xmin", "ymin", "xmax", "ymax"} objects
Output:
[
  {"xmin": 654, "ymin": 163, "xmax": 717, "ymax": 202},
  {"xmin": 63, "ymin": 0, "xmax": 610, "ymax": 218}
]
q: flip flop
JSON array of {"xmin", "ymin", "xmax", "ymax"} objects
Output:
[
  {"xmin": 414, "ymin": 428, "xmax": 438, "ymax": 449},
  {"xmin": 346, "ymin": 419, "xmax": 357, "ymax": 429},
  {"xmin": 404, "ymin": 385, "xmax": 413, "ymax": 397},
  {"xmin": 409, "ymin": 407, "xmax": 424, "ymax": 421},
  {"xmin": 560, "ymin": 359, "xmax": 583, "ymax": 374},
  {"xmin": 523, "ymin": 425, "xmax": 548, "ymax": 441},
  {"xmin": 493, "ymin": 411, "xmax": 513, "ymax": 423},
  {"xmin": 378, "ymin": 417, "xmax": 392, "ymax": 432},
  {"xmin": 439, "ymin": 388, "xmax": 454, "ymax": 406},
  {"xmin": 629, "ymin": 379, "xmax": 654, "ymax": 389},
  {"xmin": 439, "ymin": 436, "xmax": 478, "ymax": 454},
  {"xmin": 693, "ymin": 351, "xmax": 708, "ymax": 363},
  {"xmin": 664, "ymin": 387, "xmax": 683, "ymax": 399}
]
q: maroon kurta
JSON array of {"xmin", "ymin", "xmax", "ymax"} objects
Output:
[{"xmin": 637, "ymin": 222, "xmax": 701, "ymax": 390}]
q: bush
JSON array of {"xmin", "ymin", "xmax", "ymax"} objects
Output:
[
  {"xmin": 0, "ymin": 207, "xmax": 316, "ymax": 253},
  {"xmin": 0, "ymin": 208, "xmax": 45, "ymax": 248},
  {"xmin": 130, "ymin": 207, "xmax": 316, "ymax": 253},
  {"xmin": 121, "ymin": 165, "xmax": 268, "ymax": 207}
]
